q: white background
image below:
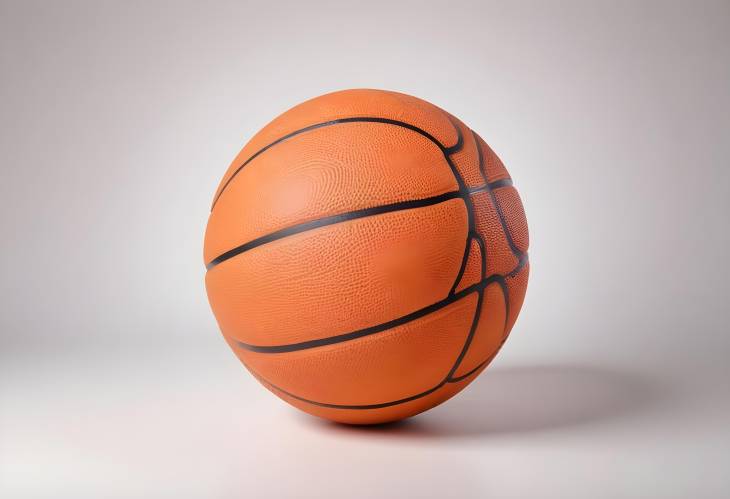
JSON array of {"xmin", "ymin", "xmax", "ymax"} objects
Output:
[{"xmin": 2, "ymin": 1, "xmax": 729, "ymax": 497}]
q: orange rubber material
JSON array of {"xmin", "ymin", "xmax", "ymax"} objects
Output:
[{"xmin": 204, "ymin": 89, "xmax": 529, "ymax": 424}]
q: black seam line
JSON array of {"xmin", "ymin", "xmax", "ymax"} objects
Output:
[
  {"xmin": 445, "ymin": 293, "xmax": 483, "ymax": 379},
  {"xmin": 448, "ymin": 279, "xmax": 512, "ymax": 383},
  {"xmin": 242, "ymin": 281, "xmax": 505, "ymax": 411},
  {"xmin": 445, "ymin": 241, "xmax": 492, "ymax": 380},
  {"xmin": 439, "ymin": 119, "xmax": 488, "ymax": 392},
  {"xmin": 472, "ymin": 130, "xmax": 524, "ymax": 259},
  {"xmin": 509, "ymin": 252, "xmax": 529, "ymax": 278},
  {"xmin": 448, "ymin": 234, "xmax": 473, "ymax": 296},
  {"xmin": 206, "ymin": 190, "xmax": 461, "ymax": 270},
  {"xmin": 471, "ymin": 129, "xmax": 523, "ymax": 343},
  {"xmin": 442, "ymin": 120, "xmax": 487, "ymax": 382},
  {"xmin": 467, "ymin": 178, "xmax": 513, "ymax": 194},
  {"xmin": 447, "ymin": 252, "xmax": 507, "ymax": 384},
  {"xmin": 473, "ymin": 232, "xmax": 487, "ymax": 281},
  {"xmin": 234, "ymin": 270, "xmax": 515, "ymax": 354},
  {"xmin": 211, "ymin": 116, "xmax": 463, "ymax": 210},
  {"xmin": 443, "ymin": 254, "xmax": 486, "ymax": 380},
  {"xmin": 448, "ymin": 352, "xmax": 495, "ymax": 383},
  {"xmin": 443, "ymin": 116, "xmax": 476, "ymax": 296},
  {"xmin": 258, "ymin": 364, "xmax": 480, "ymax": 410},
  {"xmin": 443, "ymin": 119, "xmax": 464, "ymax": 155},
  {"xmin": 241, "ymin": 278, "xmax": 519, "ymax": 412},
  {"xmin": 253, "ymin": 364, "xmax": 444, "ymax": 410},
  {"xmin": 236, "ymin": 283, "xmax": 479, "ymax": 354}
]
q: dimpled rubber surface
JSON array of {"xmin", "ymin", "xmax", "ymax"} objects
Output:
[{"xmin": 204, "ymin": 89, "xmax": 529, "ymax": 424}]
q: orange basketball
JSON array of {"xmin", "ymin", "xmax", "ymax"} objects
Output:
[{"xmin": 204, "ymin": 89, "xmax": 529, "ymax": 424}]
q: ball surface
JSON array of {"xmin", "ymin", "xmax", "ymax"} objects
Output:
[{"xmin": 204, "ymin": 89, "xmax": 529, "ymax": 424}]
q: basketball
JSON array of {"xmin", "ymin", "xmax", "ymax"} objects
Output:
[{"xmin": 204, "ymin": 89, "xmax": 529, "ymax": 424}]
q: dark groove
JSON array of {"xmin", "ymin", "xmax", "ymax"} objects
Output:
[
  {"xmin": 489, "ymin": 187, "xmax": 524, "ymax": 257},
  {"xmin": 473, "ymin": 233, "xmax": 487, "ymax": 281},
  {"xmin": 472, "ymin": 130, "xmax": 524, "ymax": 259},
  {"xmin": 448, "ymin": 277, "xmax": 512, "ymax": 383},
  {"xmin": 468, "ymin": 178, "xmax": 513, "ymax": 194},
  {"xmin": 443, "ymin": 116, "xmax": 476, "ymax": 298},
  {"xmin": 448, "ymin": 356, "xmax": 491, "ymax": 383},
  {"xmin": 223, "ymin": 124, "xmax": 530, "ymax": 412},
  {"xmin": 242, "ymin": 282, "xmax": 511, "ymax": 411},
  {"xmin": 487, "ymin": 178, "xmax": 514, "ymax": 190},
  {"xmin": 253, "ymin": 365, "xmax": 446, "ymax": 410},
  {"xmin": 471, "ymin": 128, "xmax": 528, "ymax": 350},
  {"xmin": 509, "ymin": 252, "xmax": 529, "ymax": 278},
  {"xmin": 236, "ymin": 282, "xmax": 482, "ymax": 354},
  {"xmin": 206, "ymin": 190, "xmax": 461, "ymax": 270},
  {"xmin": 440, "ymin": 120, "xmax": 489, "ymax": 383},
  {"xmin": 255, "ymin": 362, "xmax": 484, "ymax": 410},
  {"xmin": 448, "ymin": 234, "xmax": 473, "ymax": 296},
  {"xmin": 233, "ymin": 267, "xmax": 515, "ymax": 354},
  {"xmin": 445, "ymin": 288, "xmax": 484, "ymax": 379},
  {"xmin": 211, "ymin": 116, "xmax": 461, "ymax": 210},
  {"xmin": 443, "ymin": 199, "xmax": 488, "ymax": 379},
  {"xmin": 234, "ymin": 270, "xmax": 518, "ymax": 409},
  {"xmin": 443, "ymin": 118, "xmax": 464, "ymax": 155}
]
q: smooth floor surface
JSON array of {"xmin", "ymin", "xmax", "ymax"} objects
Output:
[{"xmin": 2, "ymin": 345, "xmax": 728, "ymax": 498}]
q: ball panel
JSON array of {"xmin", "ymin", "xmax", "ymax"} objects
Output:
[
  {"xmin": 204, "ymin": 122, "xmax": 457, "ymax": 264},
  {"xmin": 205, "ymin": 89, "xmax": 530, "ymax": 424},
  {"xmin": 451, "ymin": 282, "xmax": 507, "ymax": 379},
  {"xmin": 447, "ymin": 115, "xmax": 485, "ymax": 188},
  {"xmin": 232, "ymin": 293, "xmax": 478, "ymax": 406},
  {"xmin": 474, "ymin": 133, "xmax": 511, "ymax": 183},
  {"xmin": 206, "ymin": 199, "xmax": 468, "ymax": 348},
  {"xmin": 454, "ymin": 238, "xmax": 483, "ymax": 293},
  {"xmin": 493, "ymin": 186, "xmax": 529, "ymax": 254},
  {"xmin": 472, "ymin": 191, "xmax": 521, "ymax": 275},
  {"xmin": 257, "ymin": 363, "xmax": 484, "ymax": 425},
  {"xmin": 212, "ymin": 89, "xmax": 460, "ymax": 204}
]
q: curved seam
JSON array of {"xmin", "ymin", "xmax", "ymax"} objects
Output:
[
  {"xmin": 235, "ymin": 283, "xmax": 480, "ymax": 353},
  {"xmin": 206, "ymin": 190, "xmax": 461, "ymax": 270},
  {"xmin": 240, "ymin": 280, "xmax": 508, "ymax": 411},
  {"xmin": 444, "ymin": 117, "xmax": 475, "ymax": 296},
  {"xmin": 448, "ymin": 272, "xmax": 510, "ymax": 383},
  {"xmin": 468, "ymin": 178, "xmax": 513, "ymax": 194},
  {"xmin": 448, "ymin": 358, "xmax": 490, "ymax": 383},
  {"xmin": 231, "ymin": 269, "xmax": 519, "ymax": 354},
  {"xmin": 211, "ymin": 116, "xmax": 461, "ymax": 210},
  {"xmin": 440, "ymin": 117, "xmax": 484, "ymax": 383},
  {"xmin": 249, "ymin": 364, "xmax": 446, "ymax": 410},
  {"xmin": 445, "ymin": 232, "xmax": 488, "ymax": 378},
  {"xmin": 448, "ymin": 350, "xmax": 497, "ymax": 383},
  {"xmin": 448, "ymin": 233, "xmax": 473, "ymax": 296},
  {"xmin": 471, "ymin": 130, "xmax": 525, "ymax": 259}
]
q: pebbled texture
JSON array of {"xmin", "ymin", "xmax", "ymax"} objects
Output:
[
  {"xmin": 494, "ymin": 186, "xmax": 530, "ymax": 254},
  {"xmin": 212, "ymin": 89, "xmax": 460, "ymax": 207},
  {"xmin": 472, "ymin": 191, "xmax": 520, "ymax": 275},
  {"xmin": 205, "ymin": 122, "xmax": 458, "ymax": 263},
  {"xmin": 454, "ymin": 238, "xmax": 483, "ymax": 293},
  {"xmin": 451, "ymin": 282, "xmax": 507, "ymax": 379},
  {"xmin": 234, "ymin": 294, "xmax": 478, "ymax": 406},
  {"xmin": 447, "ymin": 114, "xmax": 484, "ymax": 188},
  {"xmin": 206, "ymin": 200, "xmax": 468, "ymax": 347},
  {"xmin": 204, "ymin": 89, "xmax": 529, "ymax": 424}
]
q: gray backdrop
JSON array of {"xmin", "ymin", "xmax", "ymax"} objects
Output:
[{"xmin": 1, "ymin": 1, "xmax": 729, "ymax": 497}]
